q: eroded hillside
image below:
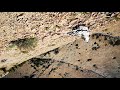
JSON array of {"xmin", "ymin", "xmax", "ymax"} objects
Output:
[{"xmin": 0, "ymin": 12, "xmax": 120, "ymax": 78}]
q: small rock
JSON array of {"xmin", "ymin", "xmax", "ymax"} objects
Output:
[
  {"xmin": 112, "ymin": 57, "xmax": 116, "ymax": 59},
  {"xmin": 87, "ymin": 59, "xmax": 92, "ymax": 61}
]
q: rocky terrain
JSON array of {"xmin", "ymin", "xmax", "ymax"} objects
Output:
[{"xmin": 0, "ymin": 12, "xmax": 120, "ymax": 78}]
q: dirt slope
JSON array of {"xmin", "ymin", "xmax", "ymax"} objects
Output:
[
  {"xmin": 4, "ymin": 20, "xmax": 120, "ymax": 78},
  {"xmin": 1, "ymin": 12, "xmax": 120, "ymax": 78}
]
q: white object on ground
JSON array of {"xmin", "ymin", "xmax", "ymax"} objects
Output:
[{"xmin": 67, "ymin": 26, "xmax": 90, "ymax": 42}]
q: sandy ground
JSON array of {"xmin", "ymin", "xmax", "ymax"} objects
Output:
[{"xmin": 0, "ymin": 12, "xmax": 120, "ymax": 78}]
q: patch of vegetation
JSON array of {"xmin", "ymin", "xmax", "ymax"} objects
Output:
[
  {"xmin": 57, "ymin": 62, "xmax": 63, "ymax": 66},
  {"xmin": 92, "ymin": 42, "xmax": 100, "ymax": 50},
  {"xmin": 81, "ymin": 34, "xmax": 86, "ymax": 41},
  {"xmin": 8, "ymin": 44, "xmax": 16, "ymax": 48},
  {"xmin": 93, "ymin": 64, "xmax": 98, "ymax": 69},
  {"xmin": 75, "ymin": 65, "xmax": 79, "ymax": 70},
  {"xmin": 53, "ymin": 48, "xmax": 59, "ymax": 54},
  {"xmin": 8, "ymin": 64, "xmax": 21, "ymax": 72},
  {"xmin": 92, "ymin": 33, "xmax": 103, "ymax": 39},
  {"xmin": 9, "ymin": 37, "xmax": 38, "ymax": 53},
  {"xmin": 17, "ymin": 61, "xmax": 27, "ymax": 67},
  {"xmin": 105, "ymin": 12, "xmax": 120, "ymax": 20},
  {"xmin": 8, "ymin": 66, "xmax": 16, "ymax": 72},
  {"xmin": 30, "ymin": 58, "xmax": 52, "ymax": 67},
  {"xmin": 48, "ymin": 67, "xmax": 58, "ymax": 75},
  {"xmin": 92, "ymin": 33, "xmax": 120, "ymax": 46},
  {"xmin": 64, "ymin": 72, "xmax": 69, "ymax": 77},
  {"xmin": 108, "ymin": 36, "xmax": 120, "ymax": 46},
  {"xmin": 0, "ymin": 67, "xmax": 7, "ymax": 73},
  {"xmin": 102, "ymin": 29, "xmax": 108, "ymax": 32}
]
